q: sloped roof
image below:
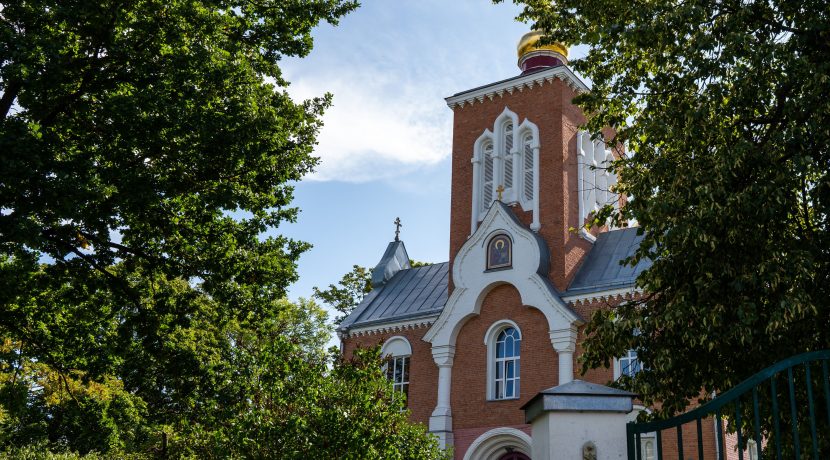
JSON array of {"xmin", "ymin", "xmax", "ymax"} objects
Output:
[
  {"xmin": 565, "ymin": 227, "xmax": 651, "ymax": 295},
  {"xmin": 339, "ymin": 262, "xmax": 449, "ymax": 331}
]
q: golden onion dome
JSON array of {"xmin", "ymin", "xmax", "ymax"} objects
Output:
[{"xmin": 517, "ymin": 30, "xmax": 568, "ymax": 62}]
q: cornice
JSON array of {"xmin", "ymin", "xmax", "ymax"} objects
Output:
[
  {"xmin": 445, "ymin": 66, "xmax": 589, "ymax": 110},
  {"xmin": 339, "ymin": 315, "xmax": 438, "ymax": 339},
  {"xmin": 562, "ymin": 287, "xmax": 643, "ymax": 306}
]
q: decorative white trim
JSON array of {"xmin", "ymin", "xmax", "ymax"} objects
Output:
[
  {"xmin": 462, "ymin": 427, "xmax": 533, "ymax": 460},
  {"xmin": 380, "ymin": 336, "xmax": 412, "ymax": 357},
  {"xmin": 446, "ymin": 66, "xmax": 589, "ymax": 109},
  {"xmin": 561, "ymin": 287, "xmax": 643, "ymax": 306},
  {"xmin": 341, "ymin": 316, "xmax": 438, "ymax": 338},
  {"xmin": 483, "ymin": 319, "xmax": 522, "ymax": 345},
  {"xmin": 423, "ymin": 203, "xmax": 582, "ymax": 348}
]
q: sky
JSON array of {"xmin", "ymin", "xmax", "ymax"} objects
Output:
[{"xmin": 277, "ymin": 1, "xmax": 547, "ymax": 312}]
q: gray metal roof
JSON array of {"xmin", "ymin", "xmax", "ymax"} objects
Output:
[
  {"xmin": 339, "ymin": 262, "xmax": 449, "ymax": 330},
  {"xmin": 566, "ymin": 227, "xmax": 652, "ymax": 295}
]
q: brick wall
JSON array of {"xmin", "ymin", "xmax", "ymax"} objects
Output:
[
  {"xmin": 341, "ymin": 325, "xmax": 436, "ymax": 425},
  {"xmin": 447, "ymin": 79, "xmax": 594, "ymax": 295}
]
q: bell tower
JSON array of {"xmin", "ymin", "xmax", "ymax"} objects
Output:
[{"xmin": 446, "ymin": 32, "xmax": 602, "ymax": 293}]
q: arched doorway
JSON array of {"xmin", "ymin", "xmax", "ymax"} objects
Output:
[
  {"xmin": 463, "ymin": 427, "xmax": 532, "ymax": 460},
  {"xmin": 498, "ymin": 451, "xmax": 530, "ymax": 460}
]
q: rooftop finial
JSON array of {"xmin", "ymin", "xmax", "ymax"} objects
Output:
[
  {"xmin": 394, "ymin": 217, "xmax": 402, "ymax": 241},
  {"xmin": 496, "ymin": 185, "xmax": 505, "ymax": 201}
]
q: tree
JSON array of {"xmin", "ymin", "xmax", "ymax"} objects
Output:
[
  {"xmin": 314, "ymin": 260, "xmax": 432, "ymax": 324},
  {"xmin": 504, "ymin": 0, "xmax": 830, "ymax": 425},
  {"xmin": 0, "ymin": 1, "xmax": 445, "ymax": 456}
]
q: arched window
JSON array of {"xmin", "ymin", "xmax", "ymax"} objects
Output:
[
  {"xmin": 470, "ymin": 111, "xmax": 541, "ymax": 232},
  {"xmin": 578, "ymin": 131, "xmax": 619, "ymax": 227},
  {"xmin": 521, "ymin": 133, "xmax": 534, "ymax": 203},
  {"xmin": 481, "ymin": 141, "xmax": 495, "ymax": 215},
  {"xmin": 485, "ymin": 321, "xmax": 521, "ymax": 400},
  {"xmin": 503, "ymin": 121, "xmax": 514, "ymax": 192},
  {"xmin": 381, "ymin": 336, "xmax": 412, "ymax": 405}
]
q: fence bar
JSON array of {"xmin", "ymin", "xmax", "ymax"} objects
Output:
[
  {"xmin": 787, "ymin": 367, "xmax": 801, "ymax": 460},
  {"xmin": 627, "ymin": 423, "xmax": 637, "ymax": 460},
  {"xmin": 752, "ymin": 387, "xmax": 763, "ymax": 459},
  {"xmin": 696, "ymin": 417, "xmax": 704, "ymax": 460},
  {"xmin": 735, "ymin": 397, "xmax": 744, "ymax": 460},
  {"xmin": 822, "ymin": 361, "xmax": 830, "ymax": 434},
  {"xmin": 804, "ymin": 364, "xmax": 819, "ymax": 460},
  {"xmin": 656, "ymin": 430, "xmax": 663, "ymax": 460},
  {"xmin": 676, "ymin": 424, "xmax": 684, "ymax": 460},
  {"xmin": 716, "ymin": 410, "xmax": 725, "ymax": 460},
  {"xmin": 772, "ymin": 376, "xmax": 782, "ymax": 460}
]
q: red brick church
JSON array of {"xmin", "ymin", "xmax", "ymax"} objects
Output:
[{"xmin": 338, "ymin": 32, "xmax": 719, "ymax": 460}]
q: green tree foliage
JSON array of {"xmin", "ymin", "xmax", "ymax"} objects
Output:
[
  {"xmin": 504, "ymin": 0, "xmax": 830, "ymax": 421},
  {"xmin": 314, "ymin": 260, "xmax": 432, "ymax": 324},
  {"xmin": 0, "ymin": 1, "xmax": 445, "ymax": 457},
  {"xmin": 314, "ymin": 265, "xmax": 373, "ymax": 325}
]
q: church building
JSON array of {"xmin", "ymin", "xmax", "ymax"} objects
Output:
[{"xmin": 338, "ymin": 32, "xmax": 718, "ymax": 460}]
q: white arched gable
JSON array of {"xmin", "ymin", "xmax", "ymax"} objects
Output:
[
  {"xmin": 380, "ymin": 336, "xmax": 412, "ymax": 357},
  {"xmin": 462, "ymin": 427, "xmax": 532, "ymax": 460},
  {"xmin": 424, "ymin": 201, "xmax": 582, "ymax": 349}
]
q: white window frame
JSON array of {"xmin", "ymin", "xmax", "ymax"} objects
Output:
[
  {"xmin": 470, "ymin": 111, "xmax": 542, "ymax": 234},
  {"xmin": 484, "ymin": 320, "xmax": 522, "ymax": 400},
  {"xmin": 614, "ymin": 348, "xmax": 642, "ymax": 379},
  {"xmin": 381, "ymin": 336, "xmax": 412, "ymax": 403}
]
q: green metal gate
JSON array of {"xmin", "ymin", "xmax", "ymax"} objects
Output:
[{"xmin": 626, "ymin": 350, "xmax": 830, "ymax": 460}]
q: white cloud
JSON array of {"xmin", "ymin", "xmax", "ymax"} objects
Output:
[{"xmin": 287, "ymin": 72, "xmax": 452, "ymax": 182}]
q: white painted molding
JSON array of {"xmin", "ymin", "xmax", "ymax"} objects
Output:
[
  {"xmin": 445, "ymin": 66, "xmax": 589, "ymax": 110},
  {"xmin": 561, "ymin": 287, "xmax": 643, "ymax": 306},
  {"xmin": 341, "ymin": 316, "xmax": 437, "ymax": 338},
  {"xmin": 483, "ymin": 319, "xmax": 522, "ymax": 345},
  {"xmin": 423, "ymin": 202, "xmax": 582, "ymax": 348},
  {"xmin": 380, "ymin": 336, "xmax": 412, "ymax": 357},
  {"xmin": 462, "ymin": 427, "xmax": 533, "ymax": 460},
  {"xmin": 549, "ymin": 325, "xmax": 578, "ymax": 353}
]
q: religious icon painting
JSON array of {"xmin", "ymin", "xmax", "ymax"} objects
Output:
[{"xmin": 487, "ymin": 234, "xmax": 512, "ymax": 270}]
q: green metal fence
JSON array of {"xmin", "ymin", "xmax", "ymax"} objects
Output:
[{"xmin": 626, "ymin": 350, "xmax": 830, "ymax": 460}]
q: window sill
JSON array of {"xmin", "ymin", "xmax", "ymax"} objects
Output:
[{"xmin": 487, "ymin": 397, "xmax": 521, "ymax": 402}]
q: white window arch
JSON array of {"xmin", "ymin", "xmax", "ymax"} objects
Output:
[
  {"xmin": 470, "ymin": 110, "xmax": 541, "ymax": 233},
  {"xmin": 484, "ymin": 320, "xmax": 522, "ymax": 400},
  {"xmin": 577, "ymin": 131, "xmax": 619, "ymax": 235},
  {"xmin": 381, "ymin": 336, "xmax": 412, "ymax": 403}
]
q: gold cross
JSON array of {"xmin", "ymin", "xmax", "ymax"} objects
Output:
[{"xmin": 496, "ymin": 185, "xmax": 505, "ymax": 201}]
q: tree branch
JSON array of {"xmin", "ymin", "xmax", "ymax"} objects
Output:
[{"xmin": 0, "ymin": 80, "xmax": 22, "ymax": 119}]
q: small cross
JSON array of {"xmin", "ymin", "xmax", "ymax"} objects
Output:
[
  {"xmin": 496, "ymin": 185, "xmax": 505, "ymax": 201},
  {"xmin": 394, "ymin": 217, "xmax": 402, "ymax": 241}
]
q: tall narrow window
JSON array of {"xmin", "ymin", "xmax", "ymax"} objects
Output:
[
  {"xmin": 503, "ymin": 122, "xmax": 514, "ymax": 191},
  {"xmin": 522, "ymin": 134, "xmax": 534, "ymax": 202},
  {"xmin": 481, "ymin": 141, "xmax": 494, "ymax": 214},
  {"xmin": 494, "ymin": 327, "xmax": 521, "ymax": 399},
  {"xmin": 386, "ymin": 355, "xmax": 410, "ymax": 401},
  {"xmin": 381, "ymin": 336, "xmax": 412, "ymax": 406}
]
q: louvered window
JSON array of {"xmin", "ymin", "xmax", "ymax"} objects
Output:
[
  {"xmin": 503, "ymin": 123, "xmax": 513, "ymax": 190},
  {"xmin": 481, "ymin": 141, "xmax": 494, "ymax": 214},
  {"xmin": 522, "ymin": 135, "xmax": 534, "ymax": 202}
]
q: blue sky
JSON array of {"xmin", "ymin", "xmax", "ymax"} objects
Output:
[{"xmin": 278, "ymin": 1, "xmax": 539, "ymax": 309}]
